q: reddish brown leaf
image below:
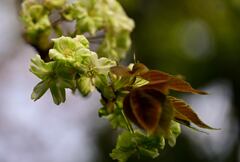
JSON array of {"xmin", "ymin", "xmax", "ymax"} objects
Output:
[
  {"xmin": 140, "ymin": 70, "xmax": 171, "ymax": 84},
  {"xmin": 140, "ymin": 88, "xmax": 167, "ymax": 103},
  {"xmin": 132, "ymin": 63, "xmax": 149, "ymax": 75},
  {"xmin": 174, "ymin": 118, "xmax": 209, "ymax": 134},
  {"xmin": 167, "ymin": 77, "xmax": 208, "ymax": 95},
  {"xmin": 123, "ymin": 93, "xmax": 141, "ymax": 128},
  {"xmin": 169, "ymin": 97, "xmax": 216, "ymax": 129},
  {"xmin": 140, "ymin": 70, "xmax": 207, "ymax": 95},
  {"xmin": 137, "ymin": 88, "xmax": 174, "ymax": 136},
  {"xmin": 141, "ymin": 83, "xmax": 170, "ymax": 95},
  {"xmin": 129, "ymin": 88, "xmax": 162, "ymax": 133},
  {"xmin": 110, "ymin": 66, "xmax": 132, "ymax": 77}
]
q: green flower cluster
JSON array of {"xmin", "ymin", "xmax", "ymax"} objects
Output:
[
  {"xmin": 30, "ymin": 35, "xmax": 116, "ymax": 105},
  {"xmin": 20, "ymin": 0, "xmax": 134, "ymax": 61},
  {"xmin": 62, "ymin": 0, "xmax": 134, "ymax": 60},
  {"xmin": 21, "ymin": 1, "xmax": 49, "ymax": 49}
]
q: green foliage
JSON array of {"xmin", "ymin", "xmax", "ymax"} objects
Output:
[
  {"xmin": 20, "ymin": 0, "xmax": 217, "ymax": 161},
  {"xmin": 110, "ymin": 131, "xmax": 165, "ymax": 162}
]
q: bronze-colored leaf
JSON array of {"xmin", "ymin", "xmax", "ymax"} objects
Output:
[
  {"xmin": 141, "ymin": 88, "xmax": 167, "ymax": 103},
  {"xmin": 138, "ymin": 88, "xmax": 174, "ymax": 134},
  {"xmin": 141, "ymin": 70, "xmax": 207, "ymax": 95},
  {"xmin": 174, "ymin": 118, "xmax": 191, "ymax": 126},
  {"xmin": 174, "ymin": 118, "xmax": 209, "ymax": 134},
  {"xmin": 167, "ymin": 77, "xmax": 207, "ymax": 95},
  {"xmin": 129, "ymin": 88, "xmax": 162, "ymax": 133},
  {"xmin": 141, "ymin": 83, "xmax": 170, "ymax": 95},
  {"xmin": 169, "ymin": 97, "xmax": 217, "ymax": 129},
  {"xmin": 140, "ymin": 70, "xmax": 171, "ymax": 84},
  {"xmin": 123, "ymin": 93, "xmax": 141, "ymax": 128},
  {"xmin": 110, "ymin": 66, "xmax": 132, "ymax": 77},
  {"xmin": 132, "ymin": 63, "xmax": 149, "ymax": 75}
]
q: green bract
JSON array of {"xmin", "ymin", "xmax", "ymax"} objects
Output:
[{"xmin": 30, "ymin": 55, "xmax": 76, "ymax": 105}]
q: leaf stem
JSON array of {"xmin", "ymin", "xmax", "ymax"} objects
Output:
[{"xmin": 121, "ymin": 109, "xmax": 134, "ymax": 134}]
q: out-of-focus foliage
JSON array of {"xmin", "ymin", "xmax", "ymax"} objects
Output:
[{"xmin": 20, "ymin": 0, "xmax": 134, "ymax": 61}]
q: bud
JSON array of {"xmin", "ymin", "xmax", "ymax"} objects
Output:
[{"xmin": 77, "ymin": 76, "xmax": 95, "ymax": 96}]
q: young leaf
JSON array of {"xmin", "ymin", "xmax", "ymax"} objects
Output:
[
  {"xmin": 30, "ymin": 55, "xmax": 54, "ymax": 80},
  {"xmin": 129, "ymin": 88, "xmax": 162, "ymax": 134},
  {"xmin": 169, "ymin": 97, "xmax": 217, "ymax": 129},
  {"xmin": 140, "ymin": 70, "xmax": 171, "ymax": 84},
  {"xmin": 31, "ymin": 79, "xmax": 51, "ymax": 101},
  {"xmin": 140, "ymin": 70, "xmax": 207, "ymax": 95},
  {"xmin": 111, "ymin": 131, "xmax": 166, "ymax": 162},
  {"xmin": 111, "ymin": 148, "xmax": 136, "ymax": 162},
  {"xmin": 138, "ymin": 147, "xmax": 159, "ymax": 159},
  {"xmin": 110, "ymin": 131, "xmax": 136, "ymax": 162},
  {"xmin": 134, "ymin": 132, "xmax": 165, "ymax": 151},
  {"xmin": 50, "ymin": 84, "xmax": 66, "ymax": 105},
  {"xmin": 111, "ymin": 63, "xmax": 149, "ymax": 77},
  {"xmin": 131, "ymin": 63, "xmax": 149, "ymax": 75},
  {"xmin": 167, "ymin": 77, "xmax": 207, "ymax": 95},
  {"xmin": 106, "ymin": 107, "xmax": 128, "ymax": 129},
  {"xmin": 123, "ymin": 94, "xmax": 141, "ymax": 129},
  {"xmin": 111, "ymin": 65, "xmax": 132, "ymax": 77}
]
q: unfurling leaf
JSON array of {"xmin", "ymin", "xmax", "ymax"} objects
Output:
[
  {"xmin": 30, "ymin": 55, "xmax": 54, "ymax": 80},
  {"xmin": 124, "ymin": 88, "xmax": 167, "ymax": 134},
  {"xmin": 130, "ymin": 89, "xmax": 162, "ymax": 133},
  {"xmin": 111, "ymin": 63, "xmax": 149, "ymax": 77},
  {"xmin": 131, "ymin": 63, "xmax": 149, "ymax": 75},
  {"xmin": 140, "ymin": 70, "xmax": 207, "ymax": 95},
  {"xmin": 110, "ymin": 131, "xmax": 137, "ymax": 162},
  {"xmin": 169, "ymin": 96, "xmax": 217, "ymax": 130},
  {"xmin": 167, "ymin": 77, "xmax": 207, "ymax": 95},
  {"xmin": 140, "ymin": 70, "xmax": 171, "ymax": 84},
  {"xmin": 110, "ymin": 65, "xmax": 132, "ymax": 77},
  {"xmin": 110, "ymin": 131, "xmax": 165, "ymax": 162}
]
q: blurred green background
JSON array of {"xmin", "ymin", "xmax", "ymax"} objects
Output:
[{"xmin": 0, "ymin": 0, "xmax": 239, "ymax": 162}]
